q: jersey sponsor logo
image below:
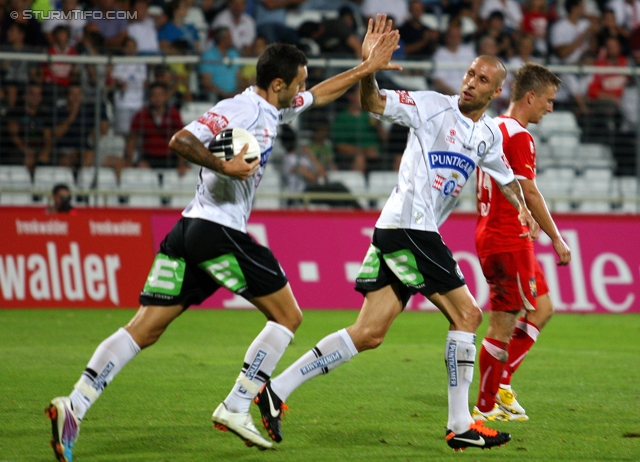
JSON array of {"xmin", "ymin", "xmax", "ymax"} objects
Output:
[
  {"xmin": 429, "ymin": 151, "xmax": 476, "ymax": 180},
  {"xmin": 292, "ymin": 94, "xmax": 304, "ymax": 108},
  {"xmin": 239, "ymin": 349, "xmax": 268, "ymax": 393},
  {"xmin": 143, "ymin": 253, "xmax": 186, "ymax": 296},
  {"xmin": 396, "ymin": 90, "xmax": 416, "ymax": 106},
  {"xmin": 197, "ymin": 112, "xmax": 229, "ymax": 135},
  {"xmin": 300, "ymin": 350, "xmax": 343, "ymax": 375},
  {"xmin": 447, "ymin": 341, "xmax": 458, "ymax": 386}
]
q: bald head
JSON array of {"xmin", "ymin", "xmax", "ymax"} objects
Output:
[{"xmin": 475, "ymin": 55, "xmax": 507, "ymax": 88}]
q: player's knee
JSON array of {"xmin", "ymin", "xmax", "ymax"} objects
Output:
[
  {"xmin": 458, "ymin": 304, "xmax": 483, "ymax": 330},
  {"xmin": 350, "ymin": 326, "xmax": 385, "ymax": 351},
  {"xmin": 126, "ymin": 326, "xmax": 164, "ymax": 349}
]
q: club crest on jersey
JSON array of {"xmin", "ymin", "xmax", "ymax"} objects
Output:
[
  {"xmin": 433, "ymin": 172, "xmax": 463, "ymax": 198},
  {"xmin": 477, "ymin": 141, "xmax": 487, "ymax": 158},
  {"xmin": 197, "ymin": 112, "xmax": 229, "ymax": 135},
  {"xmin": 529, "ymin": 277, "xmax": 537, "ymax": 297}
]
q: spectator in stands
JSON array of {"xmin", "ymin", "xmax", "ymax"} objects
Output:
[
  {"xmin": 521, "ymin": 0, "xmax": 551, "ymax": 57},
  {"xmin": 479, "ymin": 0, "xmax": 523, "ymax": 32},
  {"xmin": 86, "ymin": 0, "xmax": 129, "ymax": 51},
  {"xmin": 501, "ymin": 34, "xmax": 540, "ymax": 105},
  {"xmin": 297, "ymin": 15, "xmax": 363, "ymax": 58},
  {"xmin": 48, "ymin": 183, "xmax": 74, "ymax": 214},
  {"xmin": 606, "ymin": 0, "xmax": 640, "ymax": 32},
  {"xmin": 597, "ymin": 8, "xmax": 630, "ymax": 51},
  {"xmin": 430, "ymin": 22, "xmax": 476, "ymax": 95},
  {"xmin": 158, "ymin": 0, "xmax": 201, "ymax": 54},
  {"xmin": 398, "ymin": 0, "xmax": 439, "ymax": 59},
  {"xmin": 76, "ymin": 31, "xmax": 110, "ymax": 103},
  {"xmin": 124, "ymin": 82, "xmax": 187, "ymax": 170},
  {"xmin": 549, "ymin": 0, "xmax": 599, "ymax": 113},
  {"xmin": 361, "ymin": 0, "xmax": 409, "ymax": 25},
  {"xmin": 128, "ymin": 0, "xmax": 161, "ymax": 55},
  {"xmin": 165, "ymin": 39, "xmax": 194, "ymax": 105},
  {"xmin": 0, "ymin": 0, "xmax": 45, "ymax": 48},
  {"xmin": 480, "ymin": 10, "xmax": 515, "ymax": 59},
  {"xmin": 184, "ymin": 0, "xmax": 209, "ymax": 46},
  {"xmin": 5, "ymin": 84, "xmax": 52, "ymax": 171},
  {"xmin": 238, "ymin": 35, "xmax": 268, "ymax": 88},
  {"xmin": 583, "ymin": 36, "xmax": 628, "ymax": 145},
  {"xmin": 254, "ymin": 0, "xmax": 303, "ymax": 44},
  {"xmin": 211, "ymin": 0, "xmax": 256, "ymax": 56},
  {"xmin": 300, "ymin": 121, "xmax": 337, "ymax": 176},
  {"xmin": 111, "ymin": 37, "xmax": 148, "ymax": 135},
  {"xmin": 42, "ymin": 0, "xmax": 86, "ymax": 47},
  {"xmin": 1, "ymin": 23, "xmax": 39, "ymax": 111},
  {"xmin": 477, "ymin": 34, "xmax": 499, "ymax": 57},
  {"xmin": 201, "ymin": 0, "xmax": 228, "ymax": 25},
  {"xmin": 43, "ymin": 25, "xmax": 78, "ymax": 88},
  {"xmin": 200, "ymin": 27, "xmax": 240, "ymax": 100},
  {"xmin": 333, "ymin": 87, "xmax": 382, "ymax": 173},
  {"xmin": 281, "ymin": 124, "xmax": 323, "ymax": 205},
  {"xmin": 53, "ymin": 84, "xmax": 108, "ymax": 169}
]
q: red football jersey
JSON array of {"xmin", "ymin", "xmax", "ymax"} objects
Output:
[{"xmin": 475, "ymin": 116, "xmax": 536, "ymax": 257}]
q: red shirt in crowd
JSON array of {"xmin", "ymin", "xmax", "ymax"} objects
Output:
[
  {"xmin": 43, "ymin": 45, "xmax": 78, "ymax": 86},
  {"xmin": 587, "ymin": 55, "xmax": 629, "ymax": 100},
  {"xmin": 130, "ymin": 106, "xmax": 184, "ymax": 158}
]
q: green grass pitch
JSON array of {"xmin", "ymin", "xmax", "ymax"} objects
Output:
[{"xmin": 1, "ymin": 309, "xmax": 639, "ymax": 461}]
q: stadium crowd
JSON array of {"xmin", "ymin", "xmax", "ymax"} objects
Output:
[{"xmin": 0, "ymin": 0, "xmax": 639, "ymax": 186}]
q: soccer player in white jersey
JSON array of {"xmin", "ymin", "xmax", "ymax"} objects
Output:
[
  {"xmin": 45, "ymin": 35, "xmax": 402, "ymax": 460},
  {"xmin": 253, "ymin": 15, "xmax": 540, "ymax": 452},
  {"xmin": 472, "ymin": 63, "xmax": 571, "ymax": 422}
]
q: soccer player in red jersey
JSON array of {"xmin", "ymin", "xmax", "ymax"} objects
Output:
[{"xmin": 473, "ymin": 63, "xmax": 572, "ymax": 421}]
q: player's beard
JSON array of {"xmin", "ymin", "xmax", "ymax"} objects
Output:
[{"xmin": 458, "ymin": 97, "xmax": 490, "ymax": 114}]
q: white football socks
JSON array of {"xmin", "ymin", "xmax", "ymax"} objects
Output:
[
  {"xmin": 223, "ymin": 321, "xmax": 294, "ymax": 413},
  {"xmin": 270, "ymin": 328, "xmax": 359, "ymax": 403},
  {"xmin": 445, "ymin": 330, "xmax": 476, "ymax": 434},
  {"xmin": 69, "ymin": 328, "xmax": 141, "ymax": 420}
]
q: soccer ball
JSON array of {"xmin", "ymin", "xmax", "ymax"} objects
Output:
[{"xmin": 208, "ymin": 128, "xmax": 261, "ymax": 163}]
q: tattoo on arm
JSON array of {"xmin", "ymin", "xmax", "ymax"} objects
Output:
[
  {"xmin": 499, "ymin": 179, "xmax": 525, "ymax": 212},
  {"xmin": 171, "ymin": 131, "xmax": 223, "ymax": 172}
]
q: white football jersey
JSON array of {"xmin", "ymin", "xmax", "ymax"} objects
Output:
[
  {"xmin": 181, "ymin": 88, "xmax": 313, "ymax": 232},
  {"xmin": 375, "ymin": 90, "xmax": 514, "ymax": 233}
]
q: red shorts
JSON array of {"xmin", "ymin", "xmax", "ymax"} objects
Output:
[{"xmin": 479, "ymin": 249, "xmax": 549, "ymax": 312}]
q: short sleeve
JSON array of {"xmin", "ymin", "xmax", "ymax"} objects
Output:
[
  {"xmin": 183, "ymin": 98, "xmax": 253, "ymax": 147},
  {"xmin": 506, "ymin": 132, "xmax": 536, "ymax": 180},
  {"xmin": 377, "ymin": 89, "xmax": 424, "ymax": 129},
  {"xmin": 478, "ymin": 127, "xmax": 515, "ymax": 186},
  {"xmin": 279, "ymin": 91, "xmax": 314, "ymax": 125}
]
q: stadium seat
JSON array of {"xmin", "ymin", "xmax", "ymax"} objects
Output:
[
  {"xmin": 161, "ymin": 168, "xmax": 199, "ymax": 208},
  {"xmin": 327, "ymin": 170, "xmax": 368, "ymax": 209},
  {"xmin": 616, "ymin": 176, "xmax": 639, "ymax": 213},
  {"xmin": 548, "ymin": 134, "xmax": 580, "ymax": 168},
  {"xmin": 572, "ymin": 168, "xmax": 614, "ymax": 212},
  {"xmin": 368, "ymin": 171, "xmax": 398, "ymax": 210},
  {"xmin": 254, "ymin": 163, "xmax": 282, "ymax": 210},
  {"xmin": 119, "ymin": 168, "xmax": 162, "ymax": 207},
  {"xmin": 0, "ymin": 165, "xmax": 34, "ymax": 205},
  {"xmin": 536, "ymin": 111, "xmax": 581, "ymax": 141},
  {"xmin": 285, "ymin": 10, "xmax": 324, "ymax": 29},
  {"xmin": 33, "ymin": 166, "xmax": 75, "ymax": 192},
  {"xmin": 578, "ymin": 143, "xmax": 616, "ymax": 171},
  {"xmin": 76, "ymin": 167, "xmax": 120, "ymax": 206},
  {"xmin": 536, "ymin": 167, "xmax": 575, "ymax": 212},
  {"xmin": 96, "ymin": 129, "xmax": 126, "ymax": 159}
]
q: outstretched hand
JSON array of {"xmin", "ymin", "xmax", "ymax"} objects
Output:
[
  {"xmin": 366, "ymin": 30, "xmax": 403, "ymax": 72},
  {"xmin": 363, "ymin": 13, "xmax": 395, "ymax": 61}
]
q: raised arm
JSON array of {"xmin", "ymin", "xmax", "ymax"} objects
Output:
[
  {"xmin": 169, "ymin": 129, "xmax": 259, "ymax": 180},
  {"xmin": 497, "ymin": 179, "xmax": 540, "ymax": 241},
  {"xmin": 309, "ymin": 21, "xmax": 400, "ymax": 108},
  {"xmin": 359, "ymin": 14, "xmax": 396, "ymax": 115}
]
